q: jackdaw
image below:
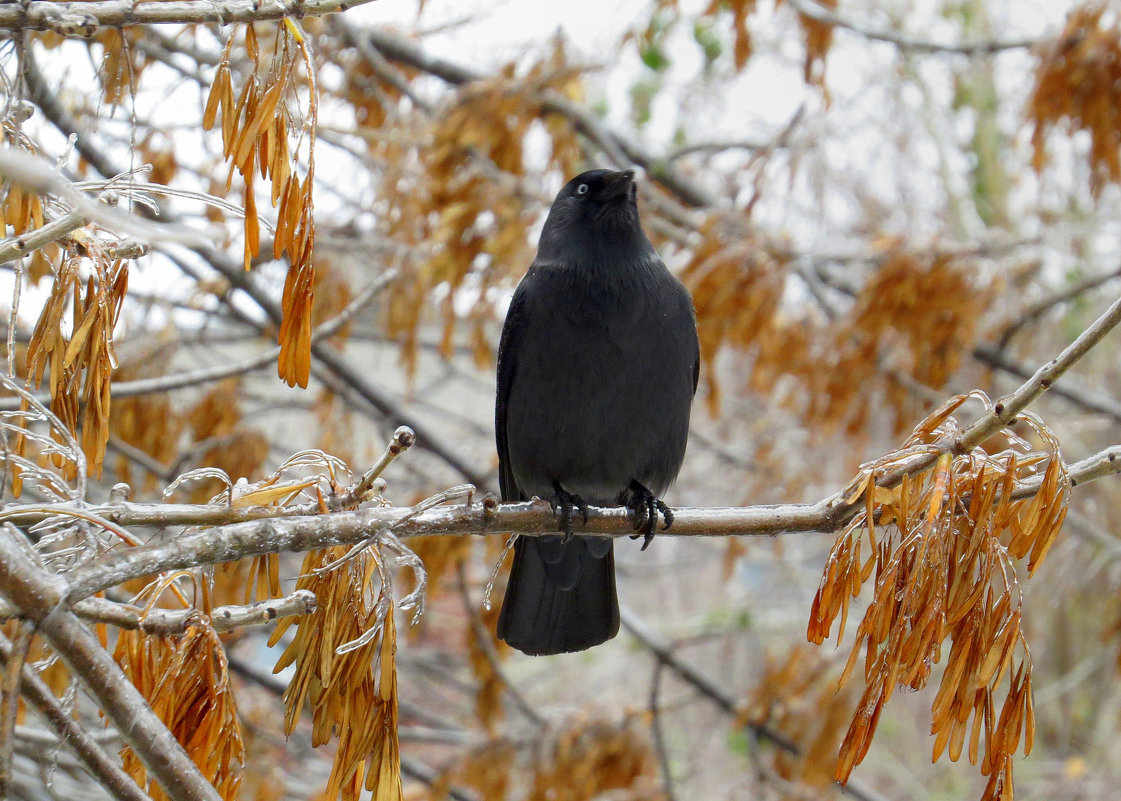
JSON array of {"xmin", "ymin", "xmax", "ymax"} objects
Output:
[{"xmin": 495, "ymin": 168, "xmax": 699, "ymax": 655}]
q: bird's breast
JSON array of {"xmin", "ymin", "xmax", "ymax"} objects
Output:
[{"xmin": 503, "ymin": 272, "xmax": 694, "ymax": 504}]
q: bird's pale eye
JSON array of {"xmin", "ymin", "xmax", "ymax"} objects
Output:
[{"xmin": 576, "ymin": 183, "xmax": 589, "ymax": 195}]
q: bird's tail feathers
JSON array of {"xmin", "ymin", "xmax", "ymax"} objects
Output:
[{"xmin": 496, "ymin": 535, "xmax": 619, "ymax": 656}]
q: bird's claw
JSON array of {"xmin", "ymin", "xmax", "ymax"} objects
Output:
[
  {"xmin": 627, "ymin": 481, "xmax": 673, "ymax": 550},
  {"xmin": 549, "ymin": 485, "xmax": 588, "ymax": 542}
]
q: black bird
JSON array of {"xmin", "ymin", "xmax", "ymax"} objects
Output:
[{"xmin": 495, "ymin": 168, "xmax": 699, "ymax": 655}]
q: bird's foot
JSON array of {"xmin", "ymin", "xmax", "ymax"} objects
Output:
[
  {"xmin": 626, "ymin": 480, "xmax": 674, "ymax": 551},
  {"xmin": 549, "ymin": 484, "xmax": 589, "ymax": 541}
]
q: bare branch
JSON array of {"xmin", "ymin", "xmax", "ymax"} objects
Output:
[
  {"xmin": 341, "ymin": 425, "xmax": 416, "ymax": 507},
  {"xmin": 0, "ymin": 209, "xmax": 84, "ymax": 265},
  {"xmin": 785, "ymin": 0, "xmax": 1044, "ymax": 55},
  {"xmin": 962, "ymin": 293, "xmax": 1121, "ymax": 447},
  {"xmin": 1036, "ymin": 444, "xmax": 1121, "ymax": 496},
  {"xmin": 0, "ymin": 147, "xmax": 213, "ymax": 246},
  {"xmin": 0, "ymin": 0, "xmax": 381, "ymax": 37},
  {"xmin": 0, "ymin": 529, "xmax": 222, "ymax": 801},
  {"xmin": 0, "ymin": 634, "xmax": 150, "ymax": 801},
  {"xmin": 870, "ymin": 292, "xmax": 1121, "ymax": 493},
  {"xmin": 0, "ymin": 440, "xmax": 1112, "ymax": 617},
  {"xmin": 0, "ymin": 621, "xmax": 31, "ymax": 796},
  {"xmin": 64, "ymin": 589, "xmax": 318, "ymax": 634},
  {"xmin": 973, "ymin": 343, "xmax": 1121, "ymax": 424},
  {"xmin": 995, "ymin": 264, "xmax": 1121, "ymax": 351}
]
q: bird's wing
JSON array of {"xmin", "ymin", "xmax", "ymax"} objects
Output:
[
  {"xmin": 495, "ymin": 276, "xmax": 531, "ymax": 502},
  {"xmin": 689, "ymin": 294, "xmax": 701, "ymax": 396},
  {"xmin": 692, "ymin": 338, "xmax": 700, "ymax": 396}
]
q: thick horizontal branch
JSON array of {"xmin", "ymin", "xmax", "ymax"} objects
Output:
[
  {"xmin": 51, "ymin": 497, "xmax": 845, "ymax": 606},
  {"xmin": 0, "ymin": 440, "xmax": 1113, "ymax": 614},
  {"xmin": 0, "ymin": 0, "xmax": 379, "ymax": 36}
]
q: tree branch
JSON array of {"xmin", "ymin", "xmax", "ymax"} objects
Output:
[
  {"xmin": 973, "ymin": 343, "xmax": 1121, "ymax": 425},
  {"xmin": 962, "ymin": 293, "xmax": 1121, "ymax": 447},
  {"xmin": 0, "ymin": 529, "xmax": 222, "ymax": 801},
  {"xmin": 65, "ymin": 589, "xmax": 318, "ymax": 634},
  {"xmin": 870, "ymin": 292, "xmax": 1121, "ymax": 493},
  {"xmin": 0, "ymin": 433, "xmax": 1109, "ymax": 619},
  {"xmin": 785, "ymin": 0, "xmax": 1044, "ymax": 55},
  {"xmin": 0, "ymin": 0, "xmax": 381, "ymax": 37},
  {"xmin": 0, "ymin": 209, "xmax": 84, "ymax": 266},
  {"xmin": 994, "ymin": 264, "xmax": 1121, "ymax": 351},
  {"xmin": 0, "ymin": 634, "xmax": 150, "ymax": 801},
  {"xmin": 0, "ymin": 621, "xmax": 31, "ymax": 797}
]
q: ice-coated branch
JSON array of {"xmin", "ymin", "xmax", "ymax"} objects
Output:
[
  {"xmin": 0, "ymin": 209, "xmax": 84, "ymax": 266},
  {"xmin": 0, "ymin": 529, "xmax": 222, "ymax": 801},
  {"xmin": 0, "ymin": 634, "xmax": 150, "ymax": 801},
  {"xmin": 972, "ymin": 343, "xmax": 1121, "ymax": 425},
  {"xmin": 0, "ymin": 0, "xmax": 381, "ymax": 36},
  {"xmin": 0, "ymin": 621, "xmax": 31, "ymax": 796},
  {"xmin": 0, "ymin": 148, "xmax": 212, "ymax": 246},
  {"xmin": 0, "ymin": 434, "xmax": 1108, "ymax": 622},
  {"xmin": 872, "ymin": 291, "xmax": 1121, "ymax": 491},
  {"xmin": 61, "ymin": 589, "xmax": 318, "ymax": 634},
  {"xmin": 340, "ymin": 425, "xmax": 416, "ymax": 507}
]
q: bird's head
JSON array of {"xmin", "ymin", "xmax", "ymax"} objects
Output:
[{"xmin": 537, "ymin": 169, "xmax": 650, "ymax": 263}]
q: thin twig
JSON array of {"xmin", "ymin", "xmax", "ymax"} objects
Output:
[
  {"xmin": 619, "ymin": 607, "xmax": 891, "ymax": 801},
  {"xmin": 649, "ymin": 658, "xmax": 677, "ymax": 801},
  {"xmin": 964, "ymin": 293, "xmax": 1121, "ymax": 446},
  {"xmin": 869, "ymin": 292, "xmax": 1121, "ymax": 494},
  {"xmin": 973, "ymin": 343, "xmax": 1121, "ymax": 424},
  {"xmin": 785, "ymin": 0, "xmax": 1044, "ymax": 55},
  {"xmin": 1015, "ymin": 444, "xmax": 1121, "ymax": 499},
  {"xmin": 0, "ymin": 147, "xmax": 211, "ymax": 245},
  {"xmin": 995, "ymin": 264, "xmax": 1121, "ymax": 351},
  {"xmin": 341, "ymin": 426, "xmax": 416, "ymax": 507},
  {"xmin": 0, "ymin": 209, "xmax": 84, "ymax": 265}
]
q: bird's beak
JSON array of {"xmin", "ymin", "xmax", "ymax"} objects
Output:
[{"xmin": 600, "ymin": 169, "xmax": 636, "ymax": 202}]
